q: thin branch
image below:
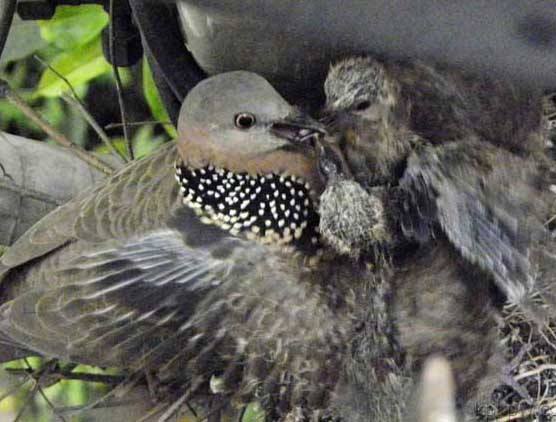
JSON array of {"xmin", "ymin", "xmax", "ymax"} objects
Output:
[
  {"xmin": 33, "ymin": 55, "xmax": 128, "ymax": 164},
  {"xmin": 55, "ymin": 398, "xmax": 152, "ymax": 414},
  {"xmin": 494, "ymin": 397, "xmax": 556, "ymax": 421},
  {"xmin": 105, "ymin": 120, "xmax": 173, "ymax": 130},
  {"xmin": 12, "ymin": 381, "xmax": 39, "ymax": 422},
  {"xmin": 135, "ymin": 402, "xmax": 168, "ymax": 422},
  {"xmin": 236, "ymin": 406, "xmax": 247, "ymax": 422},
  {"xmin": 0, "ymin": 161, "xmax": 14, "ymax": 182},
  {"xmin": 36, "ymin": 385, "xmax": 67, "ymax": 422},
  {"xmin": 0, "ymin": 377, "xmax": 30, "ymax": 404},
  {"xmin": 57, "ymin": 373, "xmax": 143, "ymax": 416},
  {"xmin": 515, "ymin": 364, "xmax": 556, "ymax": 381},
  {"xmin": 5, "ymin": 367, "xmax": 127, "ymax": 386},
  {"xmin": 62, "ymin": 94, "xmax": 128, "ymax": 163},
  {"xmin": 157, "ymin": 390, "xmax": 192, "ymax": 422},
  {"xmin": 108, "ymin": 0, "xmax": 133, "ymax": 160},
  {"xmin": 32, "ymin": 55, "xmax": 83, "ymax": 107},
  {"xmin": 0, "ymin": 80, "xmax": 115, "ymax": 175}
]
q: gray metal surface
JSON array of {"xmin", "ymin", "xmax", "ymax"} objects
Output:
[
  {"xmin": 177, "ymin": 0, "xmax": 556, "ymax": 106},
  {"xmin": 0, "ymin": 132, "xmax": 109, "ymax": 246}
]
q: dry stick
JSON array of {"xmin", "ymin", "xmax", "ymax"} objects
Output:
[
  {"xmin": 0, "ymin": 161, "xmax": 14, "ymax": 182},
  {"xmin": 22, "ymin": 358, "xmax": 68, "ymax": 422},
  {"xmin": 236, "ymin": 406, "xmax": 247, "ymax": 422},
  {"xmin": 157, "ymin": 390, "xmax": 192, "ymax": 422},
  {"xmin": 515, "ymin": 363, "xmax": 556, "ymax": 381},
  {"xmin": 0, "ymin": 80, "xmax": 115, "ymax": 176},
  {"xmin": 12, "ymin": 381, "xmax": 39, "ymax": 422},
  {"xmin": 59, "ymin": 373, "xmax": 144, "ymax": 416},
  {"xmin": 495, "ymin": 397, "xmax": 556, "ymax": 421},
  {"xmin": 33, "ymin": 55, "xmax": 128, "ymax": 164},
  {"xmin": 135, "ymin": 402, "xmax": 169, "ymax": 422},
  {"xmin": 0, "ymin": 377, "xmax": 31, "ymax": 404},
  {"xmin": 63, "ymin": 94, "xmax": 128, "ymax": 163},
  {"xmin": 105, "ymin": 120, "xmax": 173, "ymax": 130},
  {"xmin": 6, "ymin": 367, "xmax": 127, "ymax": 386},
  {"xmin": 108, "ymin": 0, "xmax": 134, "ymax": 160},
  {"xmin": 35, "ymin": 387, "xmax": 68, "ymax": 422}
]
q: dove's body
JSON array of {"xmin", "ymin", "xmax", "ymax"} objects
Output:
[{"xmin": 0, "ymin": 71, "xmax": 421, "ymax": 421}]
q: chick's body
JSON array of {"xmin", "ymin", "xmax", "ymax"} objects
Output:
[{"xmin": 319, "ymin": 56, "xmax": 556, "ymax": 417}]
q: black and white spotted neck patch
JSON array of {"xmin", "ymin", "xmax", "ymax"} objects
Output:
[{"xmin": 175, "ymin": 162, "xmax": 320, "ymax": 251}]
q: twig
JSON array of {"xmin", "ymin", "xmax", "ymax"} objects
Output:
[
  {"xmin": 494, "ymin": 397, "xmax": 556, "ymax": 421},
  {"xmin": 157, "ymin": 390, "xmax": 192, "ymax": 422},
  {"xmin": 105, "ymin": 120, "xmax": 173, "ymax": 130},
  {"xmin": 62, "ymin": 94, "xmax": 128, "ymax": 163},
  {"xmin": 186, "ymin": 401, "xmax": 198, "ymax": 418},
  {"xmin": 0, "ymin": 377, "xmax": 30, "ymax": 404},
  {"xmin": 108, "ymin": 0, "xmax": 133, "ymax": 160},
  {"xmin": 36, "ymin": 385, "xmax": 67, "ymax": 422},
  {"xmin": 136, "ymin": 402, "xmax": 169, "ymax": 422},
  {"xmin": 58, "ymin": 372, "xmax": 142, "ymax": 416},
  {"xmin": 0, "ymin": 80, "xmax": 115, "ymax": 175},
  {"xmin": 236, "ymin": 406, "xmax": 247, "ymax": 422},
  {"xmin": 55, "ymin": 398, "xmax": 152, "ymax": 414},
  {"xmin": 33, "ymin": 55, "xmax": 83, "ymax": 106},
  {"xmin": 515, "ymin": 364, "xmax": 556, "ymax": 381},
  {"xmin": 33, "ymin": 55, "xmax": 128, "ymax": 164},
  {"xmin": 5, "ymin": 367, "xmax": 126, "ymax": 385},
  {"xmin": 12, "ymin": 381, "xmax": 39, "ymax": 422},
  {"xmin": 0, "ymin": 161, "xmax": 14, "ymax": 182}
]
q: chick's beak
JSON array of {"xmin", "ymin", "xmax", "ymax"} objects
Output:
[{"xmin": 270, "ymin": 113, "xmax": 327, "ymax": 147}]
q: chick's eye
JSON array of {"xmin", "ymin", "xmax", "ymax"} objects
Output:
[
  {"xmin": 354, "ymin": 100, "xmax": 371, "ymax": 111},
  {"xmin": 234, "ymin": 113, "xmax": 256, "ymax": 129}
]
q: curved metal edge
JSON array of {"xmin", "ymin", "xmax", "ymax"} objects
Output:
[
  {"xmin": 129, "ymin": 0, "xmax": 206, "ymax": 124},
  {"xmin": 0, "ymin": 0, "xmax": 16, "ymax": 63}
]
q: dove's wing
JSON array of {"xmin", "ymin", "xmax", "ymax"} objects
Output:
[
  {"xmin": 0, "ymin": 205, "xmax": 348, "ymax": 409},
  {"xmin": 0, "ymin": 142, "xmax": 179, "ymax": 279},
  {"xmin": 399, "ymin": 139, "xmax": 550, "ymax": 304}
]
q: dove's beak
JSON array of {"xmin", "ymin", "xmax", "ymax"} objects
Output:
[{"xmin": 270, "ymin": 113, "xmax": 327, "ymax": 146}]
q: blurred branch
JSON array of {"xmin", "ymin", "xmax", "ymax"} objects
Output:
[
  {"xmin": 109, "ymin": 0, "xmax": 133, "ymax": 160},
  {"xmin": 0, "ymin": 80, "xmax": 115, "ymax": 175},
  {"xmin": 5, "ymin": 366, "xmax": 126, "ymax": 386},
  {"xmin": 105, "ymin": 120, "xmax": 173, "ymax": 130},
  {"xmin": 33, "ymin": 55, "xmax": 128, "ymax": 164}
]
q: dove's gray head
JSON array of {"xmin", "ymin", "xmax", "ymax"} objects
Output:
[
  {"xmin": 324, "ymin": 57, "xmax": 398, "ymax": 122},
  {"xmin": 177, "ymin": 71, "xmax": 325, "ymax": 187},
  {"xmin": 175, "ymin": 71, "xmax": 328, "ymax": 246}
]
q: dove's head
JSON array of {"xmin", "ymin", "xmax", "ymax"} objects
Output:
[
  {"xmin": 178, "ymin": 71, "xmax": 326, "ymax": 191},
  {"xmin": 176, "ymin": 71, "xmax": 327, "ymax": 247}
]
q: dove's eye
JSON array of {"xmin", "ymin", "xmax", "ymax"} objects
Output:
[
  {"xmin": 234, "ymin": 113, "xmax": 256, "ymax": 129},
  {"xmin": 354, "ymin": 100, "xmax": 371, "ymax": 111}
]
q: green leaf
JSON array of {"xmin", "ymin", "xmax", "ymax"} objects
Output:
[
  {"xmin": 242, "ymin": 402, "xmax": 265, "ymax": 422},
  {"xmin": 142, "ymin": 58, "xmax": 177, "ymax": 138},
  {"xmin": 38, "ymin": 5, "xmax": 108, "ymax": 50},
  {"xmin": 35, "ymin": 39, "xmax": 111, "ymax": 98}
]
